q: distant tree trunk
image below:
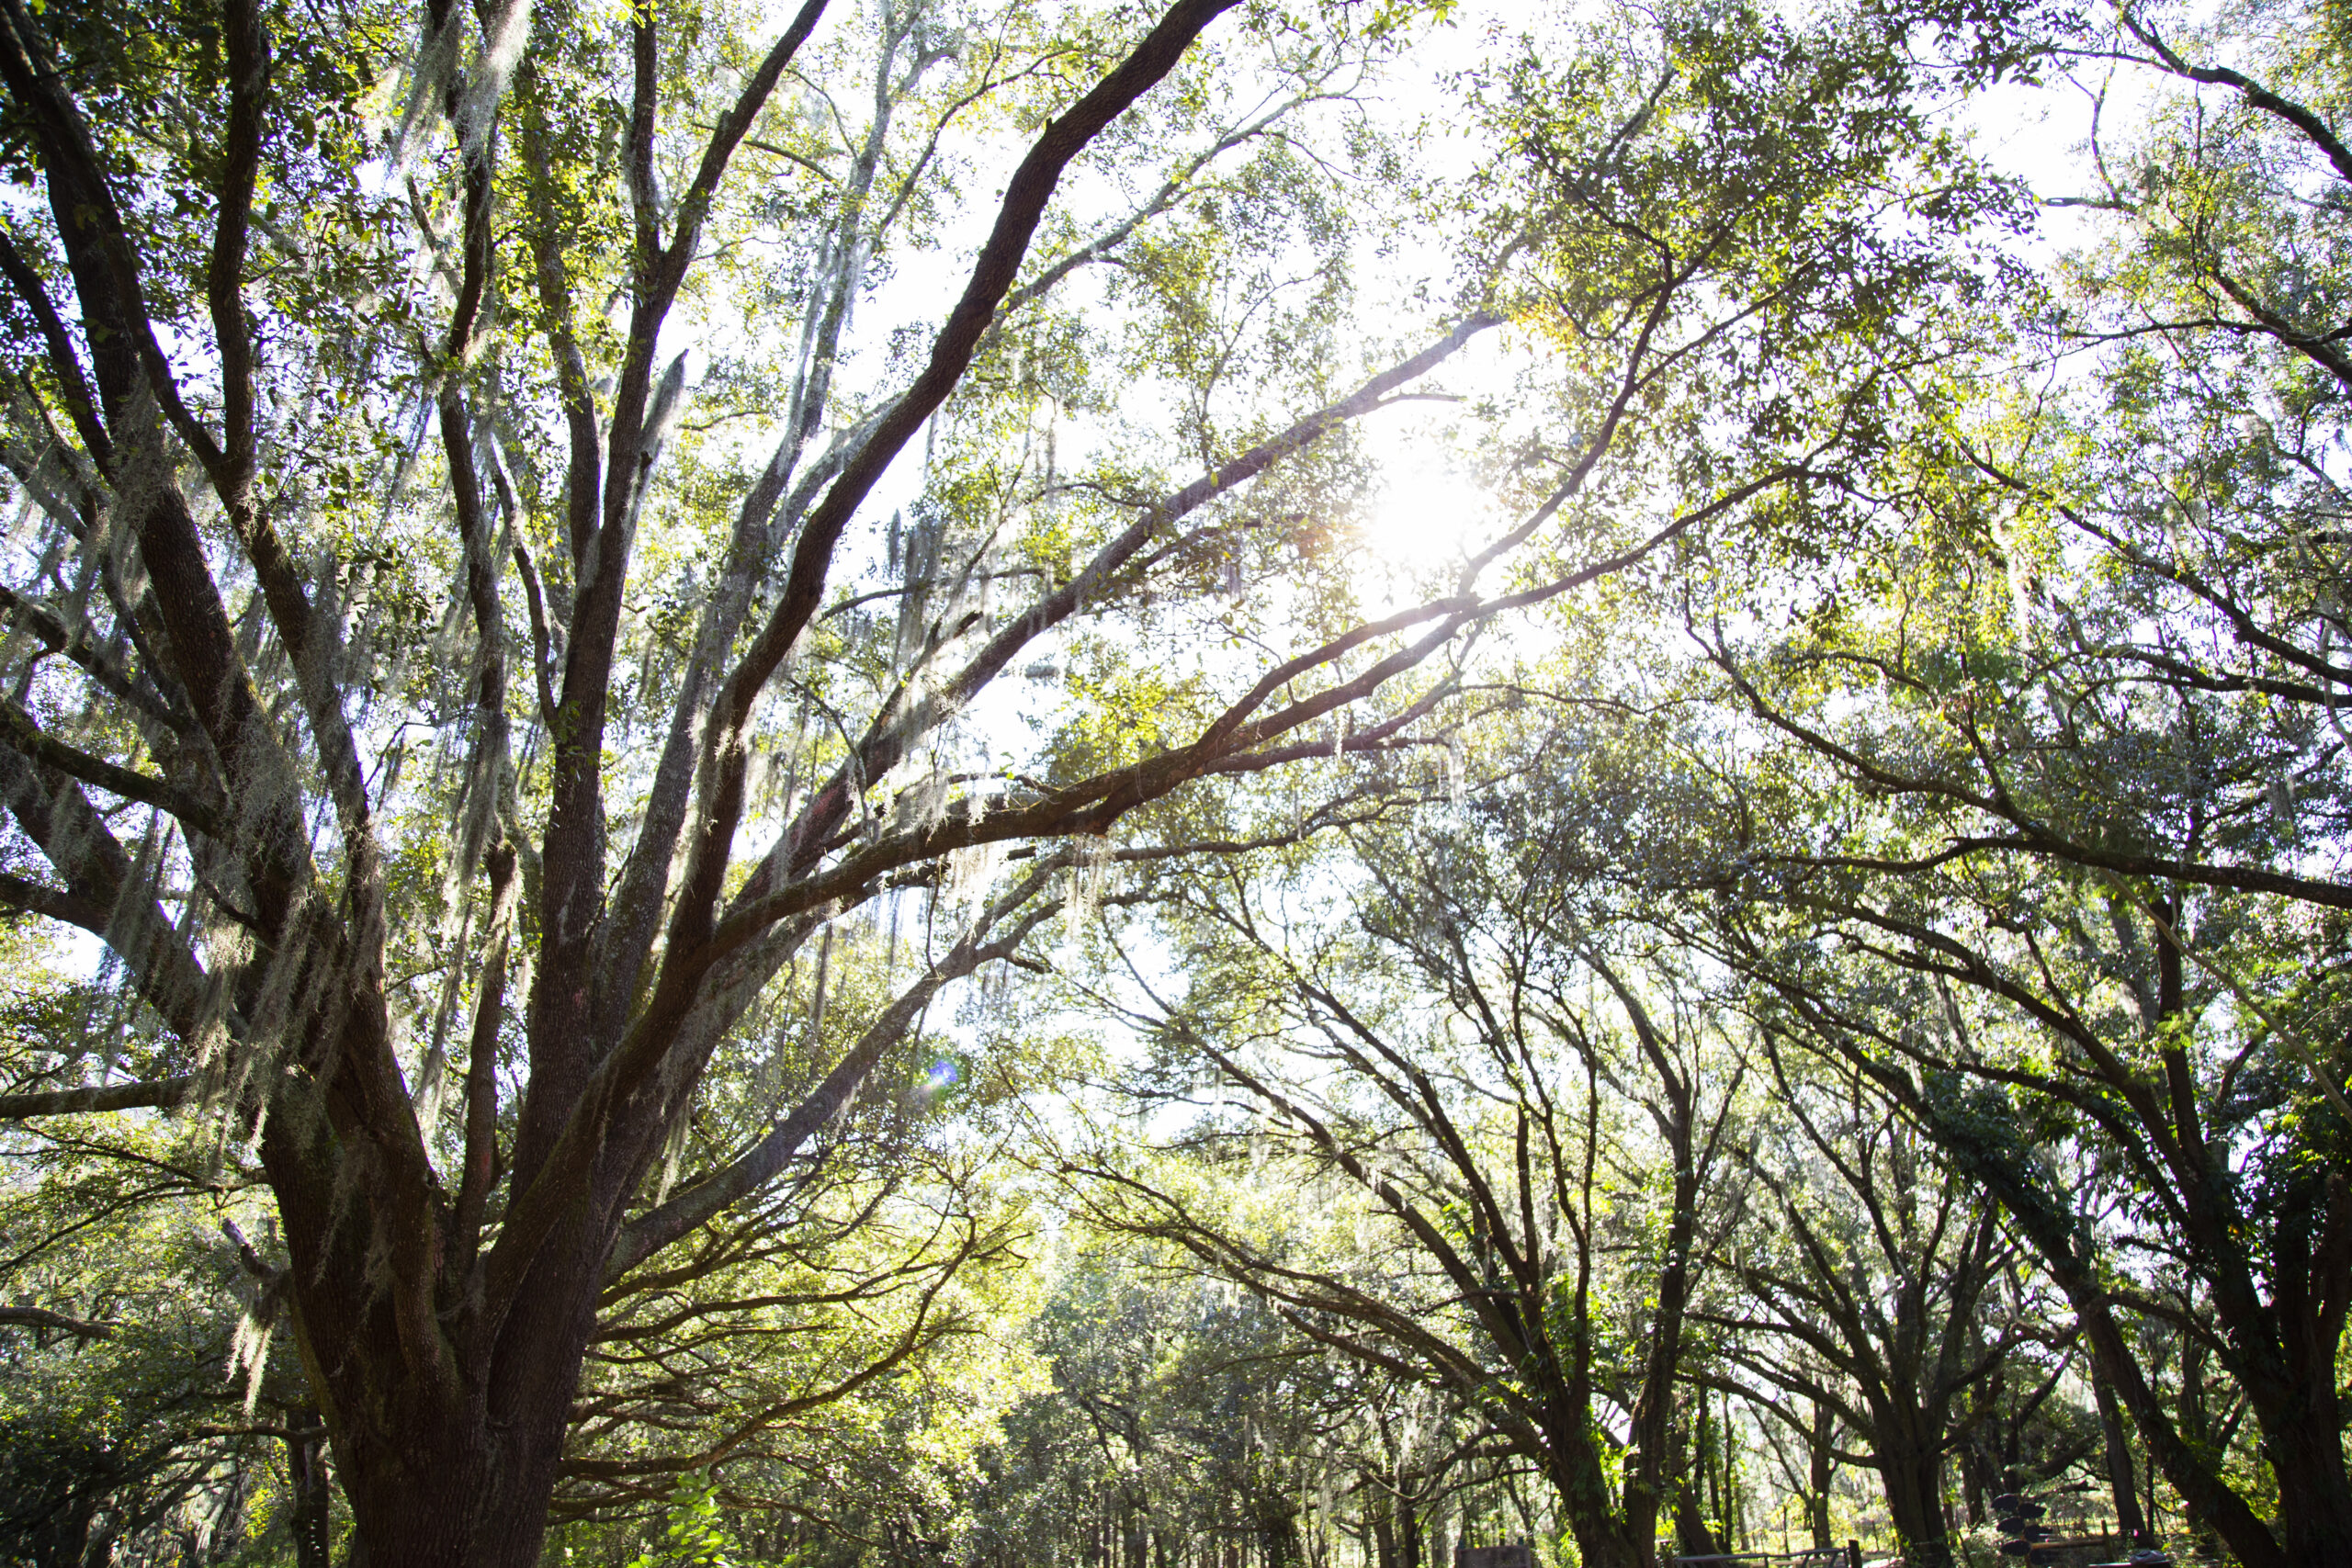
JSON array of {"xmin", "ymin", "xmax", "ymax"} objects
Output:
[
  {"xmin": 1371, "ymin": 1501, "xmax": 1399, "ymax": 1568},
  {"xmin": 282, "ymin": 1413, "xmax": 331, "ymax": 1568},
  {"xmin": 1674, "ymin": 1482, "xmax": 1724, "ymax": 1559},
  {"xmin": 2090, "ymin": 1363, "xmax": 2146, "ymax": 1542},
  {"xmin": 1808, "ymin": 1402, "xmax": 1836, "ymax": 1551},
  {"xmin": 1719, "ymin": 1393, "xmax": 1741, "ymax": 1550},
  {"xmin": 1675, "ymin": 1405, "xmax": 1724, "ymax": 1558}
]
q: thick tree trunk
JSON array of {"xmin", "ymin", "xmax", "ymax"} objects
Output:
[
  {"xmin": 1674, "ymin": 1408, "xmax": 1723, "ymax": 1557},
  {"xmin": 1921, "ymin": 1098, "xmax": 2310, "ymax": 1568},
  {"xmin": 288, "ymin": 1177, "xmax": 613, "ymax": 1568},
  {"xmin": 1545, "ymin": 1443, "xmax": 1651, "ymax": 1568},
  {"xmin": 2268, "ymin": 1416, "xmax": 2352, "ymax": 1568},
  {"xmin": 1877, "ymin": 1451, "xmax": 1949, "ymax": 1568},
  {"xmin": 1674, "ymin": 1480, "xmax": 1723, "ymax": 1558}
]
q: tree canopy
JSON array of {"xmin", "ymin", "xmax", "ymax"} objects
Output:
[{"xmin": 0, "ymin": 0, "xmax": 2348, "ymax": 1564}]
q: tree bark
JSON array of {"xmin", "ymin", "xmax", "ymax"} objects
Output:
[
  {"xmin": 283, "ymin": 1414, "xmax": 332, "ymax": 1568},
  {"xmin": 1808, "ymin": 1402, "xmax": 1835, "ymax": 1551},
  {"xmin": 2267, "ymin": 1415, "xmax": 2352, "ymax": 1568},
  {"xmin": 1674, "ymin": 1406, "xmax": 1724, "ymax": 1557},
  {"xmin": 2089, "ymin": 1361, "xmax": 2146, "ymax": 1542},
  {"xmin": 1878, "ymin": 1450, "xmax": 1950, "ymax": 1568},
  {"xmin": 1674, "ymin": 1480, "xmax": 1724, "ymax": 1559}
]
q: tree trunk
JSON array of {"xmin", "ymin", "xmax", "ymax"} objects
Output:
[
  {"xmin": 1878, "ymin": 1451, "xmax": 1950, "ymax": 1568},
  {"xmin": 1544, "ymin": 1444, "xmax": 1652, "ymax": 1568},
  {"xmin": 297, "ymin": 1190, "xmax": 611, "ymax": 1568},
  {"xmin": 1808, "ymin": 1402, "xmax": 1835, "ymax": 1551},
  {"xmin": 1717, "ymin": 1395, "xmax": 1740, "ymax": 1551},
  {"xmin": 283, "ymin": 1413, "xmax": 332, "ymax": 1568},
  {"xmin": 1674, "ymin": 1480, "xmax": 1723, "ymax": 1559},
  {"xmin": 1676, "ymin": 1403, "xmax": 1721, "ymax": 1558},
  {"xmin": 2268, "ymin": 1415, "xmax": 2352, "ymax": 1568},
  {"xmin": 2089, "ymin": 1362, "xmax": 2146, "ymax": 1542}
]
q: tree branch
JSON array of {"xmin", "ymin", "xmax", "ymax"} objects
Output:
[
  {"xmin": 0, "ymin": 1303, "xmax": 114, "ymax": 1337},
  {"xmin": 0, "ymin": 1076, "xmax": 199, "ymax": 1118}
]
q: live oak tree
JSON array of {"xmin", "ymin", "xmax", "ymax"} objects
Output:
[
  {"xmin": 1669, "ymin": 712, "xmax": 2352, "ymax": 1568},
  {"xmin": 0, "ymin": 0, "xmax": 1592, "ymax": 1554},
  {"xmin": 1702, "ymin": 1044, "xmax": 2035, "ymax": 1568},
  {"xmin": 1063, "ymin": 725, "xmax": 1752, "ymax": 1568},
  {"xmin": 1553, "ymin": 529, "xmax": 2352, "ymax": 1562},
  {"xmin": 0, "ymin": 0, "xmax": 2064, "ymax": 1544},
  {"xmin": 1434, "ymin": 0, "xmax": 2352, "ymax": 1555},
  {"xmin": 1677, "ymin": 782, "xmax": 2349, "ymax": 1563},
  {"xmin": 1474, "ymin": 561, "xmax": 2348, "ymax": 1561}
]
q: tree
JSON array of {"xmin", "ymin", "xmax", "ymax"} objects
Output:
[
  {"xmin": 1704, "ymin": 1045, "xmax": 2032, "ymax": 1568},
  {"xmin": 0, "ymin": 1093, "xmax": 328, "ymax": 1567},
  {"xmin": 0, "ymin": 0, "xmax": 1605, "ymax": 1554},
  {"xmin": 1536, "ymin": 547, "xmax": 2352, "ymax": 1565},
  {"xmin": 1061, "ymin": 735, "xmax": 1755, "ymax": 1568},
  {"xmin": 965, "ymin": 1236, "xmax": 1377, "ymax": 1568}
]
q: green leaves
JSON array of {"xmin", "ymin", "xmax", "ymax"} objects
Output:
[{"xmin": 626, "ymin": 1474, "xmax": 747, "ymax": 1568}]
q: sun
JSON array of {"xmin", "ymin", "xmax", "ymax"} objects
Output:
[{"xmin": 1361, "ymin": 455, "xmax": 1486, "ymax": 572}]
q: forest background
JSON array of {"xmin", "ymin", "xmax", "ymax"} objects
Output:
[{"xmin": 0, "ymin": 0, "xmax": 2345, "ymax": 1563}]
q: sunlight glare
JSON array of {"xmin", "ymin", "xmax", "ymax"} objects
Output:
[
  {"xmin": 1355, "ymin": 454, "xmax": 1491, "ymax": 611},
  {"xmin": 1367, "ymin": 457, "xmax": 1487, "ymax": 565}
]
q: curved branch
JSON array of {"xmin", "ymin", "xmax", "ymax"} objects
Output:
[{"xmin": 2118, "ymin": 6, "xmax": 2352, "ymax": 187}]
